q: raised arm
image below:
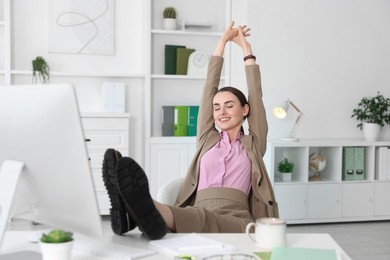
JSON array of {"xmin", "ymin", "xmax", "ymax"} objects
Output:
[{"xmin": 233, "ymin": 26, "xmax": 268, "ymax": 155}]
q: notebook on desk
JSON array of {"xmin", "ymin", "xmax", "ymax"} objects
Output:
[{"xmin": 260, "ymin": 247, "xmax": 338, "ymax": 260}]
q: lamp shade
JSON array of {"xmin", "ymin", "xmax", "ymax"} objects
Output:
[{"xmin": 272, "ymin": 102, "xmax": 288, "ymax": 119}]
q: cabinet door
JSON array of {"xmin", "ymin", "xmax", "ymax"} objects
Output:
[
  {"xmin": 341, "ymin": 182, "xmax": 372, "ymax": 218},
  {"xmin": 150, "ymin": 144, "xmax": 189, "ymax": 198},
  {"xmin": 308, "ymin": 183, "xmax": 340, "ymax": 219},
  {"xmin": 374, "ymin": 182, "xmax": 390, "ymax": 216},
  {"xmin": 274, "ymin": 184, "xmax": 306, "ymax": 220}
]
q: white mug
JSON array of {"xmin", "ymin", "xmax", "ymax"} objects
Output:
[{"xmin": 245, "ymin": 218, "xmax": 287, "ymax": 250}]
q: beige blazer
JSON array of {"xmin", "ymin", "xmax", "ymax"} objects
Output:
[{"xmin": 174, "ymin": 55, "xmax": 279, "ymax": 219}]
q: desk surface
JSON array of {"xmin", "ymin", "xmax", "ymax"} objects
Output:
[{"xmin": 1, "ymin": 231, "xmax": 351, "ymax": 260}]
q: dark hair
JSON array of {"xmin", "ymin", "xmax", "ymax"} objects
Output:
[{"xmin": 216, "ymin": 86, "xmax": 250, "ymax": 133}]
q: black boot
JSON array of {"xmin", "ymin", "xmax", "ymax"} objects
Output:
[
  {"xmin": 102, "ymin": 149, "xmax": 137, "ymax": 235},
  {"xmin": 116, "ymin": 157, "xmax": 168, "ymax": 240}
]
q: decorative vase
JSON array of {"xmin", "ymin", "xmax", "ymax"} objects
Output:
[
  {"xmin": 39, "ymin": 241, "xmax": 73, "ymax": 260},
  {"xmin": 363, "ymin": 122, "xmax": 381, "ymax": 141},
  {"xmin": 163, "ymin": 18, "xmax": 176, "ymax": 30},
  {"xmin": 282, "ymin": 172, "xmax": 292, "ymax": 182}
]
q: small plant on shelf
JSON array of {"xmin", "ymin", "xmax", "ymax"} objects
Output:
[
  {"xmin": 277, "ymin": 158, "xmax": 294, "ymax": 182},
  {"xmin": 277, "ymin": 158, "xmax": 294, "ymax": 173},
  {"xmin": 351, "ymin": 92, "xmax": 390, "ymax": 141},
  {"xmin": 163, "ymin": 7, "xmax": 177, "ymax": 30},
  {"xmin": 32, "ymin": 56, "xmax": 50, "ymax": 84},
  {"xmin": 351, "ymin": 91, "xmax": 390, "ymax": 129}
]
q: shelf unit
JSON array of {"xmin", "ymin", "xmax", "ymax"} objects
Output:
[
  {"xmin": 0, "ymin": 0, "xmax": 10, "ymax": 85},
  {"xmin": 145, "ymin": 0, "xmax": 231, "ymax": 197},
  {"xmin": 81, "ymin": 113, "xmax": 130, "ymax": 215},
  {"xmin": 269, "ymin": 139, "xmax": 390, "ymax": 224}
]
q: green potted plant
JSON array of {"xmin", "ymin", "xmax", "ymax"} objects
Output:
[
  {"xmin": 351, "ymin": 92, "xmax": 390, "ymax": 141},
  {"xmin": 32, "ymin": 56, "xmax": 50, "ymax": 84},
  {"xmin": 163, "ymin": 7, "xmax": 177, "ymax": 30},
  {"xmin": 39, "ymin": 229, "xmax": 73, "ymax": 260},
  {"xmin": 277, "ymin": 157, "xmax": 294, "ymax": 182}
]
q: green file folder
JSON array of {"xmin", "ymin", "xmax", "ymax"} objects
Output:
[
  {"xmin": 176, "ymin": 48, "xmax": 195, "ymax": 75},
  {"xmin": 174, "ymin": 106, "xmax": 188, "ymax": 136},
  {"xmin": 343, "ymin": 147, "xmax": 355, "ymax": 180},
  {"xmin": 165, "ymin": 45, "xmax": 186, "ymax": 75},
  {"xmin": 354, "ymin": 147, "xmax": 365, "ymax": 180},
  {"xmin": 187, "ymin": 106, "xmax": 199, "ymax": 136}
]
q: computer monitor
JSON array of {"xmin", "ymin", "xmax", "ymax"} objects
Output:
[{"xmin": 0, "ymin": 84, "xmax": 103, "ymax": 255}]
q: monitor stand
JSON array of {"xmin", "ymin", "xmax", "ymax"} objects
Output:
[{"xmin": 0, "ymin": 160, "xmax": 27, "ymax": 257}]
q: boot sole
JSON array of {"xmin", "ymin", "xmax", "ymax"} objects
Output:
[
  {"xmin": 102, "ymin": 149, "xmax": 135, "ymax": 235},
  {"xmin": 116, "ymin": 157, "xmax": 168, "ymax": 240}
]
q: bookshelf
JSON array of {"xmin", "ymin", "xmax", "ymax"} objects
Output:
[
  {"xmin": 269, "ymin": 139, "xmax": 390, "ymax": 224},
  {"xmin": 145, "ymin": 0, "xmax": 231, "ymax": 197}
]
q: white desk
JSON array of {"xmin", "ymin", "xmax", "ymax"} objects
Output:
[{"xmin": 1, "ymin": 231, "xmax": 351, "ymax": 260}]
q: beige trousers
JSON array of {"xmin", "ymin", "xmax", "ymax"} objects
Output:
[{"xmin": 169, "ymin": 187, "xmax": 254, "ymax": 233}]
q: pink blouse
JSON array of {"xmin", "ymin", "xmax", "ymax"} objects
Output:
[{"xmin": 197, "ymin": 131, "xmax": 252, "ymax": 195}]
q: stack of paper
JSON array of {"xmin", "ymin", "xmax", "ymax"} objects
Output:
[{"xmin": 149, "ymin": 233, "xmax": 235, "ymax": 258}]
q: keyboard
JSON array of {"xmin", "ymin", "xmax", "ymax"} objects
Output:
[{"xmin": 73, "ymin": 238, "xmax": 156, "ymax": 259}]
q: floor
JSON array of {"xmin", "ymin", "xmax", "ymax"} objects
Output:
[
  {"xmin": 287, "ymin": 221, "xmax": 390, "ymax": 260},
  {"xmin": 6, "ymin": 217, "xmax": 390, "ymax": 260}
]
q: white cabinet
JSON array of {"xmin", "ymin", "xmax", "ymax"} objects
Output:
[
  {"xmin": 374, "ymin": 181, "xmax": 390, "ymax": 216},
  {"xmin": 148, "ymin": 138, "xmax": 196, "ymax": 198},
  {"xmin": 341, "ymin": 182, "xmax": 372, "ymax": 218},
  {"xmin": 270, "ymin": 140, "xmax": 390, "ymax": 224},
  {"xmin": 81, "ymin": 113, "xmax": 129, "ymax": 215},
  {"xmin": 308, "ymin": 183, "xmax": 340, "ymax": 219},
  {"xmin": 145, "ymin": 0, "xmax": 230, "ymax": 196},
  {"xmin": 274, "ymin": 184, "xmax": 306, "ymax": 220}
]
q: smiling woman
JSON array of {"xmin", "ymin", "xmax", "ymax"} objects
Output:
[{"xmin": 101, "ymin": 21, "xmax": 279, "ymax": 240}]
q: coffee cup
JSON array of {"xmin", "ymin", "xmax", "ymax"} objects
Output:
[{"xmin": 245, "ymin": 218, "xmax": 287, "ymax": 250}]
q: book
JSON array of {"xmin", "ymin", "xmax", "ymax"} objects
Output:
[
  {"xmin": 174, "ymin": 106, "xmax": 188, "ymax": 136},
  {"xmin": 376, "ymin": 147, "xmax": 388, "ymax": 180},
  {"xmin": 165, "ymin": 45, "xmax": 186, "ymax": 75},
  {"xmin": 388, "ymin": 148, "xmax": 390, "ymax": 180},
  {"xmin": 149, "ymin": 233, "xmax": 235, "ymax": 258},
  {"xmin": 162, "ymin": 106, "xmax": 174, "ymax": 136},
  {"xmin": 342, "ymin": 147, "xmax": 355, "ymax": 181},
  {"xmin": 354, "ymin": 147, "xmax": 365, "ymax": 180},
  {"xmin": 176, "ymin": 48, "xmax": 195, "ymax": 75},
  {"xmin": 187, "ymin": 106, "xmax": 199, "ymax": 136}
]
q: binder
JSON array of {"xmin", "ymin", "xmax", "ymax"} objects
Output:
[
  {"xmin": 164, "ymin": 45, "xmax": 186, "ymax": 75},
  {"xmin": 387, "ymin": 148, "xmax": 390, "ymax": 180},
  {"xmin": 174, "ymin": 106, "xmax": 188, "ymax": 136},
  {"xmin": 187, "ymin": 106, "xmax": 199, "ymax": 136},
  {"xmin": 376, "ymin": 147, "xmax": 388, "ymax": 180},
  {"xmin": 354, "ymin": 147, "xmax": 365, "ymax": 180},
  {"xmin": 176, "ymin": 48, "xmax": 195, "ymax": 75},
  {"xmin": 162, "ymin": 106, "xmax": 174, "ymax": 136},
  {"xmin": 342, "ymin": 147, "xmax": 355, "ymax": 181}
]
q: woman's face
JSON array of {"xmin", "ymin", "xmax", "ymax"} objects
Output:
[{"xmin": 213, "ymin": 91, "xmax": 249, "ymax": 132}]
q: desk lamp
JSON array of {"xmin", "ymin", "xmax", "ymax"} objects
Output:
[{"xmin": 273, "ymin": 99, "xmax": 303, "ymax": 142}]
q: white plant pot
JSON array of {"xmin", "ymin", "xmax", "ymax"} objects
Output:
[
  {"xmin": 282, "ymin": 172, "xmax": 292, "ymax": 182},
  {"xmin": 163, "ymin": 18, "xmax": 176, "ymax": 30},
  {"xmin": 39, "ymin": 241, "xmax": 73, "ymax": 260},
  {"xmin": 363, "ymin": 122, "xmax": 381, "ymax": 141}
]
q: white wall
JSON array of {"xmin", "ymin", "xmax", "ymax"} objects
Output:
[
  {"xmin": 232, "ymin": 0, "xmax": 390, "ymax": 141},
  {"xmin": 11, "ymin": 0, "xmax": 390, "ymax": 165},
  {"xmin": 11, "ymin": 0, "xmax": 146, "ymax": 163}
]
